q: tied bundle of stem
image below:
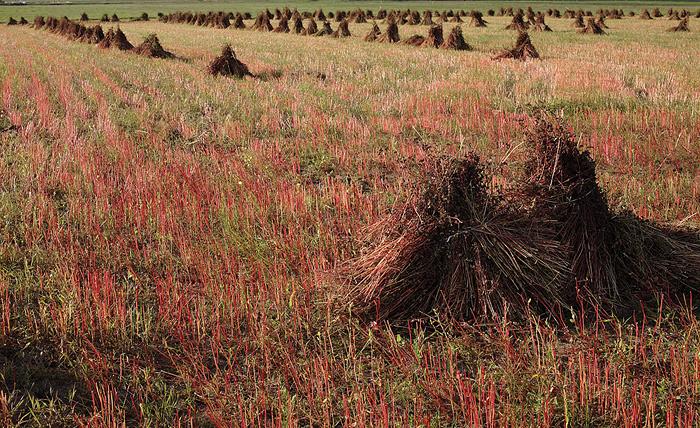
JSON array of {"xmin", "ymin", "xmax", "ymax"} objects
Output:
[
  {"xmin": 342, "ymin": 112, "xmax": 700, "ymax": 324},
  {"xmin": 596, "ymin": 15, "xmax": 609, "ymax": 29},
  {"xmin": 377, "ymin": 19, "xmax": 400, "ymax": 43},
  {"xmin": 668, "ymin": 17, "xmax": 690, "ymax": 32},
  {"xmin": 133, "ymin": 33, "xmax": 173, "ymax": 58},
  {"xmin": 521, "ymin": 113, "xmax": 700, "ymax": 310},
  {"xmin": 314, "ymin": 21, "xmax": 333, "ymax": 36},
  {"xmin": 208, "ymin": 44, "xmax": 251, "ymax": 78},
  {"xmin": 440, "ymin": 25, "xmax": 471, "ymax": 50},
  {"xmin": 301, "ymin": 18, "xmax": 318, "ymax": 35},
  {"xmin": 291, "ymin": 16, "xmax": 304, "ymax": 34},
  {"xmin": 252, "ymin": 12, "xmax": 272, "ymax": 31},
  {"xmin": 572, "ymin": 14, "xmax": 585, "ymax": 28},
  {"xmin": 343, "ymin": 154, "xmax": 568, "ymax": 322},
  {"xmin": 32, "ymin": 16, "xmax": 45, "ymax": 28},
  {"xmin": 364, "ymin": 22, "xmax": 381, "ymax": 41},
  {"xmin": 421, "ymin": 24, "xmax": 443, "ymax": 48},
  {"xmin": 521, "ymin": 113, "xmax": 617, "ymax": 303},
  {"xmin": 533, "ymin": 14, "xmax": 552, "ymax": 32},
  {"xmin": 331, "ymin": 19, "xmax": 351, "ymax": 37},
  {"xmin": 76, "ymin": 24, "xmax": 97, "ymax": 43},
  {"xmin": 273, "ymin": 16, "xmax": 290, "ymax": 33},
  {"xmin": 469, "ymin": 11, "xmax": 488, "ymax": 27},
  {"xmin": 493, "ymin": 32, "xmax": 540, "ymax": 61},
  {"xmin": 232, "ymin": 14, "xmax": 245, "ymax": 29},
  {"xmin": 86, "ymin": 24, "xmax": 104, "ymax": 43},
  {"xmin": 97, "ymin": 27, "xmax": 133, "ymax": 50},
  {"xmin": 578, "ymin": 17, "xmax": 606, "ymax": 34},
  {"xmin": 505, "ymin": 11, "xmax": 529, "ymax": 30},
  {"xmin": 401, "ymin": 34, "xmax": 425, "ymax": 46}
]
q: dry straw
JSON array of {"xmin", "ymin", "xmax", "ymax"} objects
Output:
[
  {"xmin": 133, "ymin": 34, "xmax": 174, "ymax": 58},
  {"xmin": 364, "ymin": 22, "xmax": 381, "ymax": 41},
  {"xmin": 441, "ymin": 26, "xmax": 471, "ymax": 50},
  {"xmin": 494, "ymin": 32, "xmax": 540, "ymax": 61},
  {"xmin": 343, "ymin": 113, "xmax": 700, "ymax": 323},
  {"xmin": 208, "ymin": 44, "xmax": 251, "ymax": 78}
]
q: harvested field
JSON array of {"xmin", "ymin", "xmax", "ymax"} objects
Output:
[{"xmin": 1, "ymin": 6, "xmax": 700, "ymax": 427}]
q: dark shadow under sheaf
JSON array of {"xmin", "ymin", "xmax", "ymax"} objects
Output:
[
  {"xmin": 254, "ymin": 69, "xmax": 284, "ymax": 81},
  {"xmin": 0, "ymin": 337, "xmax": 91, "ymax": 417},
  {"xmin": 0, "ymin": 110, "xmax": 16, "ymax": 134}
]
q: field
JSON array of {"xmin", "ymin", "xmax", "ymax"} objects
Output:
[{"xmin": 1, "ymin": 3, "xmax": 700, "ymax": 427}]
